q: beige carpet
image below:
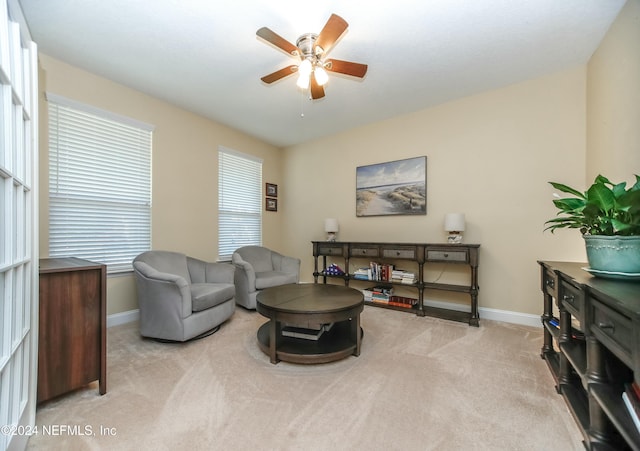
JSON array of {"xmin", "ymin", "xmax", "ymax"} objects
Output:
[{"xmin": 28, "ymin": 307, "xmax": 582, "ymax": 450}]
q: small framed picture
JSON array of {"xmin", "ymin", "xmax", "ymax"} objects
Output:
[
  {"xmin": 266, "ymin": 183, "xmax": 278, "ymax": 197},
  {"xmin": 266, "ymin": 198, "xmax": 278, "ymax": 212}
]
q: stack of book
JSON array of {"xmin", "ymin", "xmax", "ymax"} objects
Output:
[
  {"xmin": 353, "ymin": 263, "xmax": 416, "ymax": 284},
  {"xmin": 390, "ymin": 269, "xmax": 417, "ymax": 284},
  {"xmin": 281, "ymin": 323, "xmax": 334, "ymax": 341},
  {"xmin": 622, "ymin": 382, "xmax": 640, "ymax": 432},
  {"xmin": 353, "ymin": 267, "xmax": 371, "ymax": 280},
  {"xmin": 362, "ymin": 287, "xmax": 418, "ymax": 309},
  {"xmin": 388, "ymin": 295, "xmax": 418, "ymax": 309},
  {"xmin": 363, "ymin": 286, "xmax": 393, "ymax": 304}
]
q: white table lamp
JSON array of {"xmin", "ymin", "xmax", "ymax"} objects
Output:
[
  {"xmin": 444, "ymin": 213, "xmax": 465, "ymax": 244},
  {"xmin": 324, "ymin": 218, "xmax": 339, "ymax": 242}
]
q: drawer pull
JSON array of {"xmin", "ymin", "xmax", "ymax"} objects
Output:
[
  {"xmin": 562, "ymin": 295, "xmax": 574, "ymax": 303},
  {"xmin": 444, "ymin": 253, "xmax": 449, "ymax": 258},
  {"xmin": 598, "ymin": 322, "xmax": 615, "ymax": 332},
  {"xmin": 546, "ymin": 279, "xmax": 555, "ymax": 288}
]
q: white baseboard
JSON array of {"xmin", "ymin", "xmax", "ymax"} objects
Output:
[
  {"xmin": 479, "ymin": 307, "xmax": 540, "ymax": 328},
  {"xmin": 107, "ymin": 309, "xmax": 139, "ymax": 328},
  {"xmin": 106, "ymin": 303, "xmax": 542, "ymax": 329},
  {"xmin": 422, "ymin": 298, "xmax": 540, "ymax": 328}
]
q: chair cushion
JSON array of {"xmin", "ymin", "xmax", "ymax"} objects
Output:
[
  {"xmin": 255, "ymin": 271, "xmax": 298, "ymax": 290},
  {"xmin": 191, "ymin": 283, "xmax": 235, "ymax": 312}
]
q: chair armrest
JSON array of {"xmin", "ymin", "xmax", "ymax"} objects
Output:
[
  {"xmin": 232, "ymin": 253, "xmax": 256, "ymax": 289},
  {"xmin": 134, "ymin": 261, "xmax": 188, "ymax": 287},
  {"xmin": 133, "ymin": 261, "xmax": 191, "ymax": 318}
]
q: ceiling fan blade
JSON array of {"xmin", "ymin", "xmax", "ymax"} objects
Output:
[
  {"xmin": 315, "ymin": 13, "xmax": 348, "ymax": 55},
  {"xmin": 325, "ymin": 59, "xmax": 368, "ymax": 78},
  {"xmin": 260, "ymin": 65, "xmax": 297, "ymax": 84},
  {"xmin": 310, "ymin": 74, "xmax": 325, "ymax": 100},
  {"xmin": 256, "ymin": 27, "xmax": 299, "ymax": 57}
]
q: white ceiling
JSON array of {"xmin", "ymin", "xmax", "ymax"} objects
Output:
[{"xmin": 19, "ymin": 0, "xmax": 626, "ymax": 148}]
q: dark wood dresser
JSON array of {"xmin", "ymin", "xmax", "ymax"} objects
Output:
[
  {"xmin": 38, "ymin": 258, "xmax": 107, "ymax": 403},
  {"xmin": 539, "ymin": 260, "xmax": 640, "ymax": 450}
]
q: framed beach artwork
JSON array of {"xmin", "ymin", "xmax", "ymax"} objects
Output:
[{"xmin": 356, "ymin": 156, "xmax": 427, "ymax": 217}]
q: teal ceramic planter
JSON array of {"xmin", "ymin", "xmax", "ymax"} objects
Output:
[{"xmin": 583, "ymin": 235, "xmax": 640, "ymax": 273}]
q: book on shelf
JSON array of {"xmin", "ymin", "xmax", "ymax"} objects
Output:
[
  {"xmin": 354, "ymin": 263, "xmax": 416, "ymax": 284},
  {"xmin": 353, "ymin": 267, "xmax": 371, "ymax": 280},
  {"xmin": 547, "ymin": 317, "xmax": 584, "ymax": 340},
  {"xmin": 362, "ymin": 288, "xmax": 417, "ymax": 309},
  {"xmin": 390, "ymin": 268, "xmax": 416, "ymax": 284},
  {"xmin": 368, "ymin": 262, "xmax": 395, "ymax": 282},
  {"xmin": 281, "ymin": 323, "xmax": 334, "ymax": 341},
  {"xmin": 400, "ymin": 273, "xmax": 417, "ymax": 284},
  {"xmin": 388, "ymin": 295, "xmax": 418, "ymax": 309},
  {"xmin": 363, "ymin": 286, "xmax": 393, "ymax": 303}
]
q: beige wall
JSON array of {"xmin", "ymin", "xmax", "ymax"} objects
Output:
[
  {"xmin": 282, "ymin": 67, "xmax": 587, "ymax": 316},
  {"xmin": 37, "ymin": 54, "xmax": 283, "ymax": 315},
  {"xmin": 36, "ymin": 2, "xmax": 638, "ymax": 320},
  {"xmin": 587, "ymin": 0, "xmax": 640, "ymax": 184}
]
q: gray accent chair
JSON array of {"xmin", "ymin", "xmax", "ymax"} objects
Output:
[
  {"xmin": 232, "ymin": 246, "xmax": 301, "ymax": 309},
  {"xmin": 133, "ymin": 250, "xmax": 236, "ymax": 342}
]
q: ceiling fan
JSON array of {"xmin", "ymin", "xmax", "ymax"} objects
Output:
[{"xmin": 257, "ymin": 13, "xmax": 368, "ymax": 100}]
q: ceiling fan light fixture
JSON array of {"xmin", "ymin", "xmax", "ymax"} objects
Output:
[
  {"xmin": 257, "ymin": 14, "xmax": 367, "ymax": 100},
  {"xmin": 296, "ymin": 72, "xmax": 310, "ymax": 89},
  {"xmin": 314, "ymin": 66, "xmax": 329, "ymax": 86},
  {"xmin": 298, "ymin": 58, "xmax": 312, "ymax": 77}
]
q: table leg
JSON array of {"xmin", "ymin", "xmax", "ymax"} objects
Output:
[
  {"xmin": 269, "ymin": 320, "xmax": 279, "ymax": 364},
  {"xmin": 352, "ymin": 314, "xmax": 361, "ymax": 357}
]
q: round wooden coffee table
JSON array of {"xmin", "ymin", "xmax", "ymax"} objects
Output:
[{"xmin": 256, "ymin": 284, "xmax": 364, "ymax": 364}]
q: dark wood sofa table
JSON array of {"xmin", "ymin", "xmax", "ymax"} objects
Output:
[{"xmin": 256, "ymin": 284, "xmax": 364, "ymax": 364}]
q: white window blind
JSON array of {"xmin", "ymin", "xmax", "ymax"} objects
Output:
[
  {"xmin": 48, "ymin": 96, "xmax": 152, "ymax": 273},
  {"xmin": 218, "ymin": 147, "xmax": 262, "ymax": 260}
]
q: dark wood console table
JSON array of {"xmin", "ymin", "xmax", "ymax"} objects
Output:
[
  {"xmin": 38, "ymin": 258, "xmax": 107, "ymax": 402},
  {"xmin": 539, "ymin": 260, "xmax": 640, "ymax": 450},
  {"xmin": 312, "ymin": 241, "xmax": 480, "ymax": 326}
]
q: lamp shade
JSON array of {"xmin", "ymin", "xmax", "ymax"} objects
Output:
[
  {"xmin": 444, "ymin": 213, "xmax": 465, "ymax": 232},
  {"xmin": 324, "ymin": 218, "xmax": 339, "ymax": 233}
]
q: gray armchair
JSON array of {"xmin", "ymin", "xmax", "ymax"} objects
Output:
[
  {"xmin": 232, "ymin": 246, "xmax": 301, "ymax": 309},
  {"xmin": 133, "ymin": 250, "xmax": 236, "ymax": 341}
]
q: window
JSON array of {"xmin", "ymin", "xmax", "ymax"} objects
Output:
[
  {"xmin": 47, "ymin": 94, "xmax": 152, "ymax": 273},
  {"xmin": 218, "ymin": 147, "xmax": 262, "ymax": 260}
]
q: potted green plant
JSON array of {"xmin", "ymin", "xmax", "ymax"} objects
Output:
[{"xmin": 545, "ymin": 174, "xmax": 640, "ymax": 275}]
